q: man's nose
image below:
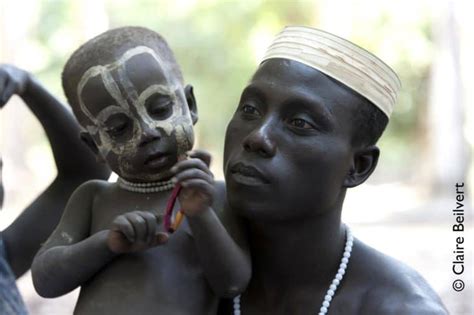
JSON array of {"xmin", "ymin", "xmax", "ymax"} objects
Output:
[
  {"xmin": 138, "ymin": 122, "xmax": 161, "ymax": 147},
  {"xmin": 242, "ymin": 120, "xmax": 277, "ymax": 158}
]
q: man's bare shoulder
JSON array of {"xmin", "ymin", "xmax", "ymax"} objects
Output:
[{"xmin": 348, "ymin": 239, "xmax": 447, "ymax": 315}]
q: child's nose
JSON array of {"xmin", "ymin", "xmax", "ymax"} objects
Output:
[{"xmin": 138, "ymin": 124, "xmax": 161, "ymax": 147}]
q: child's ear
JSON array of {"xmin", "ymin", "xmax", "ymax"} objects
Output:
[
  {"xmin": 343, "ymin": 145, "xmax": 379, "ymax": 188},
  {"xmin": 80, "ymin": 132, "xmax": 104, "ymax": 163},
  {"xmin": 184, "ymin": 84, "xmax": 198, "ymax": 125}
]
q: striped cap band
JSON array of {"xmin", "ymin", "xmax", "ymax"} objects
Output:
[{"xmin": 261, "ymin": 26, "xmax": 401, "ymax": 118}]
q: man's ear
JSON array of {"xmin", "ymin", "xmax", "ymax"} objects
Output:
[
  {"xmin": 184, "ymin": 84, "xmax": 198, "ymax": 125},
  {"xmin": 80, "ymin": 131, "xmax": 104, "ymax": 163},
  {"xmin": 343, "ymin": 145, "xmax": 380, "ymax": 188}
]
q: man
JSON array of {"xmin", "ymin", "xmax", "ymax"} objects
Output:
[{"xmin": 220, "ymin": 26, "xmax": 447, "ymax": 314}]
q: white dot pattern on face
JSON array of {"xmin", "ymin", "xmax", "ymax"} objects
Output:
[{"xmin": 76, "ymin": 46, "xmax": 195, "ymax": 181}]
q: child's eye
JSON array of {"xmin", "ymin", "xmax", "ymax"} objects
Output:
[
  {"xmin": 146, "ymin": 95, "xmax": 173, "ymax": 119},
  {"xmin": 149, "ymin": 103, "xmax": 171, "ymax": 117},
  {"xmin": 106, "ymin": 121, "xmax": 129, "ymax": 137},
  {"xmin": 288, "ymin": 118, "xmax": 314, "ymax": 130},
  {"xmin": 104, "ymin": 113, "xmax": 131, "ymax": 137}
]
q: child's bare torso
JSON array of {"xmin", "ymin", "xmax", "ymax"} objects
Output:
[{"xmin": 74, "ymin": 184, "xmax": 216, "ymax": 315}]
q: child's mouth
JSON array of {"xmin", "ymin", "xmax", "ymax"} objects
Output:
[{"xmin": 144, "ymin": 153, "xmax": 171, "ymax": 168}]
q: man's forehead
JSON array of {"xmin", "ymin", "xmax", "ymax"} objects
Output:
[
  {"xmin": 253, "ymin": 59, "xmax": 328, "ymax": 85},
  {"xmin": 246, "ymin": 59, "xmax": 369, "ymax": 123},
  {"xmin": 250, "ymin": 59, "xmax": 354, "ymax": 104}
]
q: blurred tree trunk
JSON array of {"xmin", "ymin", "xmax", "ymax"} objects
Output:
[{"xmin": 426, "ymin": 0, "xmax": 468, "ymax": 194}]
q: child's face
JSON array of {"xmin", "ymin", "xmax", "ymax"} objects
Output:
[
  {"xmin": 77, "ymin": 46, "xmax": 194, "ymax": 181},
  {"xmin": 224, "ymin": 59, "xmax": 361, "ymax": 221}
]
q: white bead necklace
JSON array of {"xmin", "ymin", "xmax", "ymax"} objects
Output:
[
  {"xmin": 233, "ymin": 227, "xmax": 353, "ymax": 315},
  {"xmin": 117, "ymin": 177, "xmax": 175, "ymax": 193}
]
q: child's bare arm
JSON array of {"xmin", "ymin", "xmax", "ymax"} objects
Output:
[
  {"xmin": 0, "ymin": 64, "xmax": 110, "ymax": 277},
  {"xmin": 172, "ymin": 150, "xmax": 251, "ymax": 298},
  {"xmin": 31, "ymin": 180, "xmax": 117, "ymax": 298}
]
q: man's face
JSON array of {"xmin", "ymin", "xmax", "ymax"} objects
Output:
[
  {"xmin": 77, "ymin": 46, "xmax": 194, "ymax": 181},
  {"xmin": 224, "ymin": 59, "xmax": 360, "ymax": 221}
]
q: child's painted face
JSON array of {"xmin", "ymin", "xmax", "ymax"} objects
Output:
[
  {"xmin": 77, "ymin": 46, "xmax": 194, "ymax": 181},
  {"xmin": 224, "ymin": 59, "xmax": 361, "ymax": 221}
]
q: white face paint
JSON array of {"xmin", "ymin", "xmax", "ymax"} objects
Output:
[{"xmin": 76, "ymin": 46, "xmax": 194, "ymax": 181}]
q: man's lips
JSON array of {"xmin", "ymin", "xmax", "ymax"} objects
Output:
[{"xmin": 230, "ymin": 162, "xmax": 269, "ymax": 185}]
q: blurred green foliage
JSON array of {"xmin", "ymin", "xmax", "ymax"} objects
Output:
[{"xmin": 29, "ymin": 0, "xmax": 433, "ymax": 176}]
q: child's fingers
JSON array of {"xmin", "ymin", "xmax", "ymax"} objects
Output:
[
  {"xmin": 173, "ymin": 168, "xmax": 212, "ymax": 185},
  {"xmin": 141, "ymin": 212, "xmax": 157, "ymax": 245},
  {"xmin": 151, "ymin": 232, "xmax": 169, "ymax": 246},
  {"xmin": 180, "ymin": 179, "xmax": 215, "ymax": 195},
  {"xmin": 112, "ymin": 216, "xmax": 135, "ymax": 243},
  {"xmin": 124, "ymin": 212, "xmax": 148, "ymax": 243},
  {"xmin": 154, "ymin": 213, "xmax": 164, "ymax": 224},
  {"xmin": 187, "ymin": 150, "xmax": 212, "ymax": 167},
  {"xmin": 171, "ymin": 158, "xmax": 213, "ymax": 176}
]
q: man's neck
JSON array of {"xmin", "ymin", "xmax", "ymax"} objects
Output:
[{"xmin": 247, "ymin": 208, "xmax": 346, "ymax": 288}]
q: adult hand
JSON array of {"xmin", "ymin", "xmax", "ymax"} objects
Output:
[{"xmin": 0, "ymin": 64, "xmax": 31, "ymax": 107}]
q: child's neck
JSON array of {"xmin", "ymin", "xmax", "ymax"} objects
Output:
[{"xmin": 117, "ymin": 177, "xmax": 175, "ymax": 193}]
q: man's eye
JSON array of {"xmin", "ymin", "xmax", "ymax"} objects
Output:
[
  {"xmin": 241, "ymin": 104, "xmax": 259, "ymax": 115},
  {"xmin": 289, "ymin": 118, "xmax": 314, "ymax": 129}
]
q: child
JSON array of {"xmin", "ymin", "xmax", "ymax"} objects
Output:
[
  {"xmin": 220, "ymin": 26, "xmax": 447, "ymax": 314},
  {"xmin": 1, "ymin": 64, "xmax": 110, "ymax": 315},
  {"xmin": 31, "ymin": 26, "xmax": 250, "ymax": 315}
]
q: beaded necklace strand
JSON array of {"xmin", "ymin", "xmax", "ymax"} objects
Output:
[
  {"xmin": 117, "ymin": 177, "xmax": 174, "ymax": 193},
  {"xmin": 233, "ymin": 227, "xmax": 353, "ymax": 315}
]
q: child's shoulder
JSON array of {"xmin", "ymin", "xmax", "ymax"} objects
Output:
[
  {"xmin": 348, "ymin": 239, "xmax": 447, "ymax": 314},
  {"xmin": 71, "ymin": 179, "xmax": 113, "ymax": 198}
]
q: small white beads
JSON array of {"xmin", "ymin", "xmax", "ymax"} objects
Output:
[
  {"xmin": 117, "ymin": 178, "xmax": 174, "ymax": 193},
  {"xmin": 233, "ymin": 295, "xmax": 241, "ymax": 315},
  {"xmin": 233, "ymin": 226, "xmax": 354, "ymax": 315},
  {"xmin": 318, "ymin": 227, "xmax": 353, "ymax": 315}
]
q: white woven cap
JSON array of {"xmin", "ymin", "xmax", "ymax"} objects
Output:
[{"xmin": 261, "ymin": 26, "xmax": 401, "ymax": 118}]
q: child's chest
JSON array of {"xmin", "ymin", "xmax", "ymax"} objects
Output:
[{"xmin": 89, "ymin": 188, "xmax": 176, "ymax": 233}]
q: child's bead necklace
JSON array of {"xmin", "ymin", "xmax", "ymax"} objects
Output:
[
  {"xmin": 117, "ymin": 177, "xmax": 174, "ymax": 193},
  {"xmin": 233, "ymin": 227, "xmax": 353, "ymax": 315}
]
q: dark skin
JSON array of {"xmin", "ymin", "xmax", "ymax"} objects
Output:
[
  {"xmin": 219, "ymin": 59, "xmax": 447, "ymax": 314},
  {"xmin": 0, "ymin": 64, "xmax": 110, "ymax": 278},
  {"xmin": 31, "ymin": 48, "xmax": 250, "ymax": 315}
]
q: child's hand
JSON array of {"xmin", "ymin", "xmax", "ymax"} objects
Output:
[
  {"xmin": 0, "ymin": 64, "xmax": 30, "ymax": 107},
  {"xmin": 107, "ymin": 211, "xmax": 169, "ymax": 254},
  {"xmin": 171, "ymin": 150, "xmax": 216, "ymax": 217}
]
